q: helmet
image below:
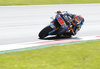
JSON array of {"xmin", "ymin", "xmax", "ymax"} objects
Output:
[{"xmin": 57, "ymin": 11, "xmax": 62, "ymax": 14}]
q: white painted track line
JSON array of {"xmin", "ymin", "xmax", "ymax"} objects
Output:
[{"xmin": 0, "ymin": 36, "xmax": 100, "ymax": 51}]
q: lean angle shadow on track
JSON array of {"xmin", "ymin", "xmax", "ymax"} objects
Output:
[{"xmin": 39, "ymin": 36, "xmax": 81, "ymax": 40}]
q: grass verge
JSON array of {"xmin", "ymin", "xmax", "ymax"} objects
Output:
[
  {"xmin": 0, "ymin": 40, "xmax": 100, "ymax": 69},
  {"xmin": 0, "ymin": 0, "xmax": 100, "ymax": 5}
]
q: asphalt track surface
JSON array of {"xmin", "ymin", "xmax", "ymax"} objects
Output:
[{"xmin": 0, "ymin": 4, "xmax": 100, "ymax": 45}]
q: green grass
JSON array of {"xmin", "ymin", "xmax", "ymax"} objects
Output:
[
  {"xmin": 0, "ymin": 40, "xmax": 100, "ymax": 69},
  {"xmin": 0, "ymin": 0, "xmax": 100, "ymax": 5}
]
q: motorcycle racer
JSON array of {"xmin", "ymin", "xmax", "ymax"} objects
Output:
[
  {"xmin": 39, "ymin": 11, "xmax": 84, "ymax": 39},
  {"xmin": 56, "ymin": 11, "xmax": 84, "ymax": 37}
]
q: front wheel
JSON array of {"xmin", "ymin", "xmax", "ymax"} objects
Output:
[{"xmin": 39, "ymin": 26, "xmax": 53, "ymax": 39}]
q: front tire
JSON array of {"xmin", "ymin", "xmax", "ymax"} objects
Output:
[{"xmin": 39, "ymin": 26, "xmax": 53, "ymax": 39}]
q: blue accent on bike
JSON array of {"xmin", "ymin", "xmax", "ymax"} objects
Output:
[
  {"xmin": 61, "ymin": 25, "xmax": 68, "ymax": 30},
  {"xmin": 79, "ymin": 18, "xmax": 84, "ymax": 27},
  {"xmin": 58, "ymin": 26, "xmax": 68, "ymax": 34},
  {"xmin": 81, "ymin": 18, "xmax": 84, "ymax": 24},
  {"xmin": 48, "ymin": 29, "xmax": 56, "ymax": 35}
]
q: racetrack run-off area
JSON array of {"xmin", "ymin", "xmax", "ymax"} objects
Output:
[{"xmin": 0, "ymin": 4, "xmax": 100, "ymax": 52}]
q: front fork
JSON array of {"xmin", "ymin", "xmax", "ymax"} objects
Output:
[{"xmin": 48, "ymin": 20, "xmax": 57, "ymax": 35}]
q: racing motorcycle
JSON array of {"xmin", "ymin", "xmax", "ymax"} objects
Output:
[{"xmin": 39, "ymin": 12, "xmax": 75, "ymax": 39}]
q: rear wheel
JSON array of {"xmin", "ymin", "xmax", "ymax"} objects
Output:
[
  {"xmin": 66, "ymin": 34, "xmax": 72, "ymax": 38},
  {"xmin": 39, "ymin": 26, "xmax": 53, "ymax": 39},
  {"xmin": 56, "ymin": 32, "xmax": 72, "ymax": 38},
  {"xmin": 65, "ymin": 32, "xmax": 72, "ymax": 38}
]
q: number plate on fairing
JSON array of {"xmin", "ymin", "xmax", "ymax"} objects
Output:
[{"xmin": 57, "ymin": 17, "xmax": 65, "ymax": 25}]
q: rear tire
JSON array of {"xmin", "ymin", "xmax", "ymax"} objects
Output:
[
  {"xmin": 59, "ymin": 32, "xmax": 72, "ymax": 38},
  {"xmin": 39, "ymin": 26, "xmax": 53, "ymax": 39}
]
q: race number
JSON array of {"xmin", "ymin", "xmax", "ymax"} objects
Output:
[{"xmin": 57, "ymin": 17, "xmax": 65, "ymax": 25}]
